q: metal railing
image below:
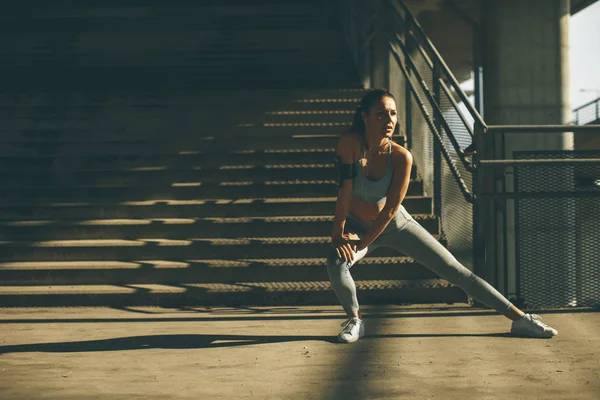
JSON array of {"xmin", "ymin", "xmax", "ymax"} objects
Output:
[
  {"xmin": 476, "ymin": 125, "xmax": 600, "ymax": 307},
  {"xmin": 573, "ymin": 97, "xmax": 600, "ymax": 125}
]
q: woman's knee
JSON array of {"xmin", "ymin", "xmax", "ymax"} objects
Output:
[
  {"xmin": 439, "ymin": 261, "xmax": 474, "ymax": 287},
  {"xmin": 326, "ymin": 249, "xmax": 351, "ymax": 275}
]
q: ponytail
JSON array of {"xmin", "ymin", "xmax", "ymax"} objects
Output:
[{"xmin": 350, "ymin": 106, "xmax": 366, "ymax": 133}]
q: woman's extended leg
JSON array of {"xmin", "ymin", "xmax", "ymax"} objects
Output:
[
  {"xmin": 379, "ymin": 218, "xmax": 513, "ymax": 315},
  {"xmin": 379, "ymin": 217, "xmax": 557, "ymax": 337}
]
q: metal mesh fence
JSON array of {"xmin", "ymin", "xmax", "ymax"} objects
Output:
[
  {"xmin": 439, "ymin": 87, "xmax": 474, "ymax": 269},
  {"xmin": 406, "ymin": 44, "xmax": 435, "ymax": 211},
  {"xmin": 515, "ymin": 151, "xmax": 600, "ymax": 308}
]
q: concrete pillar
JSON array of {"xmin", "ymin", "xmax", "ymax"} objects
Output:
[
  {"xmin": 480, "ymin": 0, "xmax": 576, "ymax": 306},
  {"xmin": 482, "ymin": 0, "xmax": 572, "ymax": 126}
]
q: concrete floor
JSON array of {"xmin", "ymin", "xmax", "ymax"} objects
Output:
[{"xmin": 0, "ymin": 304, "xmax": 598, "ymax": 400}]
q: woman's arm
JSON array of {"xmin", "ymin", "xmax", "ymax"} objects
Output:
[
  {"xmin": 331, "ymin": 133, "xmax": 360, "ymax": 261},
  {"xmin": 357, "ymin": 147, "xmax": 413, "ymax": 250}
]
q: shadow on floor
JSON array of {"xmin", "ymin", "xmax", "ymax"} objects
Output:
[
  {"xmin": 1, "ymin": 305, "xmax": 597, "ymax": 324},
  {"xmin": 0, "ymin": 332, "xmax": 516, "ymax": 354}
]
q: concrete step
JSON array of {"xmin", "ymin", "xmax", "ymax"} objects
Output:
[
  {"xmin": 0, "ymin": 179, "xmax": 424, "ymax": 202},
  {"xmin": 0, "ymin": 280, "xmax": 467, "ymax": 307},
  {"xmin": 0, "ymin": 0, "xmax": 356, "ymax": 90},
  {"xmin": 0, "ymin": 235, "xmax": 447, "ymax": 262},
  {"xmin": 1, "ymin": 128, "xmax": 354, "ymax": 143},
  {"xmin": 0, "ymin": 147, "xmax": 410, "ymax": 173},
  {"xmin": 1, "ymin": 4, "xmax": 329, "ymax": 32},
  {"xmin": 0, "ymin": 108, "xmax": 357, "ymax": 128},
  {"xmin": 0, "ymin": 215, "xmax": 440, "ymax": 241},
  {"xmin": 0, "ymin": 65, "xmax": 361, "ymax": 91},
  {"xmin": 0, "ymin": 117, "xmax": 360, "ymax": 142},
  {"xmin": 0, "ymin": 165, "xmax": 421, "ymax": 187},
  {"xmin": 0, "ymin": 90, "xmax": 366, "ymax": 134},
  {"xmin": 0, "ymin": 256, "xmax": 441, "ymax": 286},
  {"xmin": 0, "ymin": 89, "xmax": 367, "ymax": 130},
  {"xmin": 1, "ymin": 127, "xmax": 402, "ymax": 145},
  {"xmin": 0, "ymin": 196, "xmax": 433, "ymax": 219},
  {"xmin": 2, "ymin": 32, "xmax": 350, "ymax": 61},
  {"xmin": 0, "ymin": 126, "xmax": 354, "ymax": 143},
  {"xmin": 0, "ymin": 165, "xmax": 417, "ymax": 185},
  {"xmin": 0, "ymin": 136, "xmax": 343, "ymax": 156},
  {"xmin": 0, "ymin": 88, "xmax": 367, "ymax": 108},
  {"xmin": 1, "ymin": 53, "xmax": 354, "ymax": 69}
]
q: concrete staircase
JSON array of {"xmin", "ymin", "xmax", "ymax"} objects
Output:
[{"xmin": 0, "ymin": 0, "xmax": 467, "ymax": 307}]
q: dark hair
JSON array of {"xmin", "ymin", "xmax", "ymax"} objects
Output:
[{"xmin": 350, "ymin": 89, "xmax": 397, "ymax": 134}]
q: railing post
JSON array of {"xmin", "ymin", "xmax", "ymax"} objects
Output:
[
  {"xmin": 404, "ymin": 16, "xmax": 412, "ymax": 150},
  {"xmin": 432, "ymin": 59, "xmax": 442, "ymax": 217},
  {"xmin": 473, "ymin": 20, "xmax": 484, "ymax": 117},
  {"xmin": 472, "ymin": 122, "xmax": 486, "ymax": 279}
]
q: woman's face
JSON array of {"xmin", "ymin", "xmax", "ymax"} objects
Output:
[{"xmin": 362, "ymin": 96, "xmax": 397, "ymax": 140}]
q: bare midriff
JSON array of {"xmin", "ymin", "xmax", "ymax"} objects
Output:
[{"xmin": 349, "ymin": 196, "xmax": 385, "ymax": 222}]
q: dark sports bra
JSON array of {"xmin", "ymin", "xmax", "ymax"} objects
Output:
[{"xmin": 352, "ymin": 144, "xmax": 392, "ymax": 204}]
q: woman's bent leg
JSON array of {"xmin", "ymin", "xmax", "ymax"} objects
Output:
[{"xmin": 326, "ymin": 246, "xmax": 369, "ymax": 317}]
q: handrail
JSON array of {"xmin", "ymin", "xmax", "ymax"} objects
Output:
[
  {"xmin": 479, "ymin": 158, "xmax": 600, "ymax": 166},
  {"xmin": 477, "ymin": 190, "xmax": 600, "ymax": 199},
  {"xmin": 574, "ymin": 96, "xmax": 600, "ymax": 112},
  {"xmin": 573, "ymin": 97, "xmax": 600, "ymax": 125},
  {"xmin": 486, "ymin": 125, "xmax": 599, "ymax": 133},
  {"xmin": 406, "ymin": 32, "xmax": 434, "ymax": 70}
]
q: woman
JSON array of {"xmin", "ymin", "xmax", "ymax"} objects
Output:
[{"xmin": 327, "ymin": 89, "xmax": 557, "ymax": 343}]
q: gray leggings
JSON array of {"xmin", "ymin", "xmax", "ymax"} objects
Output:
[{"xmin": 327, "ymin": 205, "xmax": 513, "ymax": 316}]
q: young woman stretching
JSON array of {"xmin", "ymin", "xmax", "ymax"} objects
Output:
[{"xmin": 327, "ymin": 89, "xmax": 558, "ymax": 343}]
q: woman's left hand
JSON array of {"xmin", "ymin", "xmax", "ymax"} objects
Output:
[{"xmin": 331, "ymin": 232, "xmax": 361, "ymax": 263}]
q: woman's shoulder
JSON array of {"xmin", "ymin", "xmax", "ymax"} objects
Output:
[
  {"xmin": 336, "ymin": 130, "xmax": 363, "ymax": 159},
  {"xmin": 390, "ymin": 140, "xmax": 413, "ymax": 165},
  {"xmin": 338, "ymin": 129, "xmax": 363, "ymax": 144}
]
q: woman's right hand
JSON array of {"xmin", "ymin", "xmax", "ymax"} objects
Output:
[{"xmin": 331, "ymin": 232, "xmax": 361, "ymax": 263}]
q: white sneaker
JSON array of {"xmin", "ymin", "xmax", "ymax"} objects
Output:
[
  {"xmin": 510, "ymin": 313, "xmax": 558, "ymax": 338},
  {"xmin": 337, "ymin": 317, "xmax": 364, "ymax": 343}
]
